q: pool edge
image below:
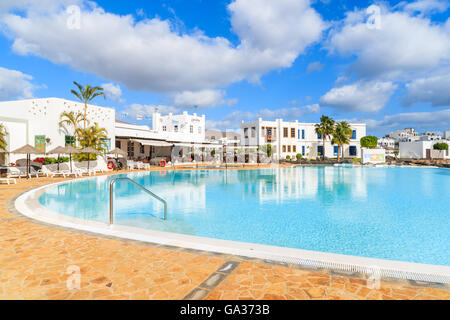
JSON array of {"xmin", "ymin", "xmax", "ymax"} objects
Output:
[{"xmin": 12, "ymin": 178, "xmax": 450, "ymax": 285}]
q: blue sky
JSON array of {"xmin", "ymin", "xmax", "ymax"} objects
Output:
[{"xmin": 0, "ymin": 0, "xmax": 449, "ymax": 136}]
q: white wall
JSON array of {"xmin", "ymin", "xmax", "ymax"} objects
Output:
[
  {"xmin": 0, "ymin": 98, "xmax": 116, "ymax": 163},
  {"xmin": 241, "ymin": 119, "xmax": 367, "ymax": 160}
]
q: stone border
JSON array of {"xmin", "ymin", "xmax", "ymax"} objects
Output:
[{"xmin": 7, "ymin": 170, "xmax": 450, "ymax": 288}]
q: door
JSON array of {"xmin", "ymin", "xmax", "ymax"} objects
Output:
[
  {"xmin": 426, "ymin": 149, "xmax": 431, "ymax": 159},
  {"xmin": 35, "ymin": 135, "xmax": 46, "ymax": 153}
]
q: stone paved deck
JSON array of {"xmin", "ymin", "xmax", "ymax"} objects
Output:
[{"xmin": 0, "ymin": 170, "xmax": 449, "ymax": 300}]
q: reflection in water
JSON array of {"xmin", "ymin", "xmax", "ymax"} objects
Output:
[{"xmin": 39, "ymin": 166, "xmax": 450, "ymax": 266}]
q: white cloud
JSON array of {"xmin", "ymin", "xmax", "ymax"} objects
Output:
[
  {"xmin": 354, "ymin": 109, "xmax": 450, "ymax": 133},
  {"xmin": 403, "ymin": 73, "xmax": 450, "ymax": 107},
  {"xmin": 0, "ymin": 66, "xmax": 36, "ymax": 100},
  {"xmin": 101, "ymin": 83, "xmax": 124, "ymax": 103},
  {"xmin": 120, "ymin": 103, "xmax": 181, "ymax": 120},
  {"xmin": 172, "ymin": 90, "xmax": 237, "ymax": 109},
  {"xmin": 206, "ymin": 104, "xmax": 320, "ymax": 130},
  {"xmin": 327, "ymin": 5, "xmax": 450, "ymax": 79},
  {"xmin": 403, "ymin": 0, "xmax": 450, "ymax": 15},
  {"xmin": 306, "ymin": 61, "xmax": 324, "ymax": 73},
  {"xmin": 0, "ymin": 0, "xmax": 324, "ymax": 96},
  {"xmin": 320, "ymin": 80, "xmax": 397, "ymax": 112}
]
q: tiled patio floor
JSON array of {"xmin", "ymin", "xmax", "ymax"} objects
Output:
[{"xmin": 0, "ymin": 170, "xmax": 449, "ymax": 300}]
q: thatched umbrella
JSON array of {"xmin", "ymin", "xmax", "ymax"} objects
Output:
[
  {"xmin": 107, "ymin": 148, "xmax": 127, "ymax": 170},
  {"xmin": 80, "ymin": 147, "xmax": 100, "ymax": 170},
  {"xmin": 11, "ymin": 144, "xmax": 43, "ymax": 178}
]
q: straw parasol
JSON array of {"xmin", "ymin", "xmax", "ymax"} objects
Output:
[
  {"xmin": 11, "ymin": 144, "xmax": 44, "ymax": 178},
  {"xmin": 80, "ymin": 147, "xmax": 100, "ymax": 170},
  {"xmin": 108, "ymin": 148, "xmax": 127, "ymax": 170}
]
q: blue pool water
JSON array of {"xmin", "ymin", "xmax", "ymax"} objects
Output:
[{"xmin": 39, "ymin": 166, "xmax": 450, "ymax": 266}]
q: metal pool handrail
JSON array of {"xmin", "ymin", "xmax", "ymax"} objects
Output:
[{"xmin": 109, "ymin": 177, "xmax": 167, "ymax": 225}]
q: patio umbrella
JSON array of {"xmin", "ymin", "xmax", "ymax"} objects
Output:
[
  {"xmin": 80, "ymin": 147, "xmax": 100, "ymax": 170},
  {"xmin": 47, "ymin": 146, "xmax": 67, "ymax": 172},
  {"xmin": 107, "ymin": 148, "xmax": 127, "ymax": 170},
  {"xmin": 11, "ymin": 144, "xmax": 43, "ymax": 179}
]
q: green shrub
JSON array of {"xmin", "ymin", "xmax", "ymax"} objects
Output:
[
  {"xmin": 73, "ymin": 154, "xmax": 98, "ymax": 162},
  {"xmin": 296, "ymin": 153, "xmax": 302, "ymax": 160},
  {"xmin": 433, "ymin": 143, "xmax": 449, "ymax": 151},
  {"xmin": 360, "ymin": 136, "xmax": 378, "ymax": 148},
  {"xmin": 352, "ymin": 158, "xmax": 361, "ymax": 163},
  {"xmin": 286, "ymin": 155, "xmax": 291, "ymax": 160}
]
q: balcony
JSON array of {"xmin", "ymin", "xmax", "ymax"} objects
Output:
[{"xmin": 266, "ymin": 136, "xmax": 276, "ymax": 142}]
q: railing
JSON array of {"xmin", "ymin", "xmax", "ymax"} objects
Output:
[{"xmin": 109, "ymin": 178, "xmax": 167, "ymax": 225}]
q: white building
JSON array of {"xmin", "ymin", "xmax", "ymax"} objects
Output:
[
  {"xmin": 0, "ymin": 98, "xmax": 115, "ymax": 165},
  {"xmin": 241, "ymin": 118, "xmax": 366, "ymax": 160},
  {"xmin": 386, "ymin": 128, "xmax": 420, "ymax": 142},
  {"xmin": 444, "ymin": 131, "xmax": 450, "ymax": 140},
  {"xmin": 115, "ymin": 111, "xmax": 218, "ymax": 162},
  {"xmin": 399, "ymin": 140, "xmax": 450, "ymax": 159}
]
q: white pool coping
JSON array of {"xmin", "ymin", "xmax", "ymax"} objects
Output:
[{"xmin": 14, "ymin": 173, "xmax": 450, "ymax": 285}]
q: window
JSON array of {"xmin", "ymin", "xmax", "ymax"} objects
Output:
[
  {"xmin": 127, "ymin": 141, "xmax": 134, "ymax": 158},
  {"xmin": 291, "ymin": 128, "xmax": 295, "ymax": 138},
  {"xmin": 302, "ymin": 130, "xmax": 305, "ymax": 139},
  {"xmin": 162, "ymin": 126, "xmax": 167, "ymax": 132},
  {"xmin": 115, "ymin": 140, "xmax": 121, "ymax": 149},
  {"xmin": 283, "ymin": 128, "xmax": 288, "ymax": 138},
  {"xmin": 317, "ymin": 133, "xmax": 322, "ymax": 139},
  {"xmin": 287, "ymin": 145, "xmax": 291, "ymax": 152},
  {"xmin": 198, "ymin": 126, "xmax": 202, "ymax": 134},
  {"xmin": 317, "ymin": 145, "xmax": 323, "ymax": 156},
  {"xmin": 334, "ymin": 146, "xmax": 339, "ymax": 156},
  {"xmin": 140, "ymin": 143, "xmax": 145, "ymax": 154},
  {"xmin": 282, "ymin": 145, "xmax": 286, "ymax": 152},
  {"xmin": 349, "ymin": 146, "xmax": 357, "ymax": 156},
  {"xmin": 244, "ymin": 128, "xmax": 249, "ymax": 138},
  {"xmin": 174, "ymin": 125, "xmax": 178, "ymax": 132},
  {"xmin": 65, "ymin": 135, "xmax": 75, "ymax": 147},
  {"xmin": 293, "ymin": 145, "xmax": 297, "ymax": 153},
  {"xmin": 352, "ymin": 130, "xmax": 357, "ymax": 139},
  {"xmin": 190, "ymin": 125, "xmax": 194, "ymax": 134},
  {"xmin": 302, "ymin": 146, "xmax": 305, "ymax": 156},
  {"xmin": 251, "ymin": 127, "xmax": 256, "ymax": 138},
  {"xmin": 35, "ymin": 135, "xmax": 46, "ymax": 153}
]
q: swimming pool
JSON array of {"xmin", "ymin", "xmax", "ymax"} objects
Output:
[{"xmin": 38, "ymin": 166, "xmax": 450, "ymax": 267}]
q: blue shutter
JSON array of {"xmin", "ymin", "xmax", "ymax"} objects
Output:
[
  {"xmin": 302, "ymin": 130, "xmax": 305, "ymax": 139},
  {"xmin": 352, "ymin": 130, "xmax": 357, "ymax": 139},
  {"xmin": 302, "ymin": 146, "xmax": 305, "ymax": 156}
]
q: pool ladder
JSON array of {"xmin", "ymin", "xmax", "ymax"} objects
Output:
[{"xmin": 109, "ymin": 178, "xmax": 167, "ymax": 225}]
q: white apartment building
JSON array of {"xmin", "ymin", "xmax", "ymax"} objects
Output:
[
  {"xmin": 378, "ymin": 137, "xmax": 396, "ymax": 149},
  {"xmin": 241, "ymin": 118, "xmax": 366, "ymax": 160},
  {"xmin": 444, "ymin": 131, "xmax": 450, "ymax": 140},
  {"xmin": 0, "ymin": 98, "xmax": 115, "ymax": 165},
  {"xmin": 115, "ymin": 111, "xmax": 214, "ymax": 161}
]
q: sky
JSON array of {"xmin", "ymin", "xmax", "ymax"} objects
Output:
[{"xmin": 0, "ymin": 0, "xmax": 449, "ymax": 137}]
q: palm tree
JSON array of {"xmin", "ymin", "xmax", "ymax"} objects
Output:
[
  {"xmin": 0, "ymin": 123, "xmax": 8, "ymax": 151},
  {"xmin": 59, "ymin": 111, "xmax": 85, "ymax": 144},
  {"xmin": 315, "ymin": 115, "xmax": 335, "ymax": 160},
  {"xmin": 78, "ymin": 122, "xmax": 108, "ymax": 152},
  {"xmin": 71, "ymin": 81, "xmax": 105, "ymax": 131},
  {"xmin": 331, "ymin": 121, "xmax": 352, "ymax": 162}
]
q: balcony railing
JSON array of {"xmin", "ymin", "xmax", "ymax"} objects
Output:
[{"xmin": 266, "ymin": 136, "xmax": 276, "ymax": 142}]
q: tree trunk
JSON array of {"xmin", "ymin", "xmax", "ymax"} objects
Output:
[
  {"xmin": 84, "ymin": 101, "xmax": 87, "ymax": 131},
  {"xmin": 322, "ymin": 137, "xmax": 326, "ymax": 160},
  {"xmin": 337, "ymin": 146, "xmax": 340, "ymax": 162}
]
